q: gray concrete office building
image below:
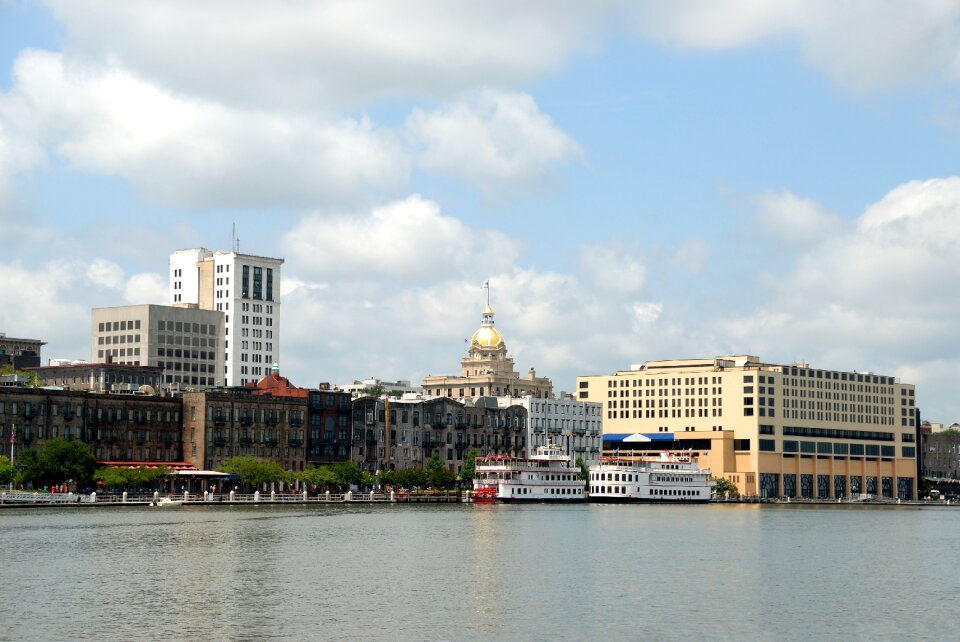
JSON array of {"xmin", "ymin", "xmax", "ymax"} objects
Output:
[{"xmin": 91, "ymin": 304, "xmax": 224, "ymax": 391}]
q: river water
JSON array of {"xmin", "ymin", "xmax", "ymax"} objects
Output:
[{"xmin": 0, "ymin": 503, "xmax": 957, "ymax": 641}]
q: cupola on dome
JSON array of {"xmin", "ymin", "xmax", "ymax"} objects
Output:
[{"xmin": 470, "ymin": 304, "xmax": 505, "ymax": 349}]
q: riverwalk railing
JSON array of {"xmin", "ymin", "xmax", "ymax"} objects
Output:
[{"xmin": 1, "ymin": 489, "xmax": 468, "ymax": 506}]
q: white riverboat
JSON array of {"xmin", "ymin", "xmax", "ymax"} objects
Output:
[
  {"xmin": 588, "ymin": 452, "xmax": 714, "ymax": 503},
  {"xmin": 472, "ymin": 443, "xmax": 586, "ymax": 503}
]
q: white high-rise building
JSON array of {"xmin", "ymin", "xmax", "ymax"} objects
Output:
[{"xmin": 169, "ymin": 248, "xmax": 283, "ymax": 387}]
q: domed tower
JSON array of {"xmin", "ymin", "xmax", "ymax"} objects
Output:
[
  {"xmin": 421, "ymin": 297, "xmax": 553, "ymax": 400},
  {"xmin": 460, "ymin": 303, "xmax": 515, "ymax": 379},
  {"xmin": 469, "ymin": 305, "xmax": 506, "ymax": 358}
]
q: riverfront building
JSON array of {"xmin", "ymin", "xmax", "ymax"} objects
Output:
[
  {"xmin": 351, "ymin": 395, "xmax": 527, "ymax": 476},
  {"xmin": 577, "ymin": 355, "xmax": 919, "ymax": 499},
  {"xmin": 90, "ymin": 304, "xmax": 224, "ymax": 391},
  {"xmin": 32, "ymin": 362, "xmax": 163, "ymax": 393},
  {"xmin": 182, "ymin": 386, "xmax": 307, "ymax": 472},
  {"xmin": 924, "ymin": 431, "xmax": 960, "ymax": 481},
  {"xmin": 0, "ymin": 386, "xmax": 183, "ymax": 465},
  {"xmin": 169, "ymin": 248, "xmax": 283, "ymax": 387},
  {"xmin": 509, "ymin": 395, "xmax": 603, "ymax": 466},
  {"xmin": 422, "ymin": 303, "xmax": 552, "ymax": 399},
  {"xmin": 250, "ymin": 367, "xmax": 353, "ymax": 467}
]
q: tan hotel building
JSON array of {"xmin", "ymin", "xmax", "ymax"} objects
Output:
[{"xmin": 577, "ymin": 355, "xmax": 918, "ymax": 499}]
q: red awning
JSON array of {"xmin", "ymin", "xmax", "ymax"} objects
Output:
[{"xmin": 97, "ymin": 460, "xmax": 198, "ymax": 471}]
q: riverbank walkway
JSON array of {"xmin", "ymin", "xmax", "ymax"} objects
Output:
[{"xmin": 0, "ymin": 489, "xmax": 466, "ymax": 507}]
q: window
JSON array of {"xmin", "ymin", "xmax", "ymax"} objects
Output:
[{"xmin": 253, "ymin": 266, "xmax": 263, "ymax": 299}]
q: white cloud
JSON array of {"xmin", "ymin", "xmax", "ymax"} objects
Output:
[
  {"xmin": 578, "ymin": 241, "xmax": 646, "ymax": 296},
  {"xmin": 85, "ymin": 259, "xmax": 124, "ymax": 290},
  {"xmin": 713, "ymin": 177, "xmax": 960, "ymax": 419},
  {"xmin": 283, "ymin": 195, "xmax": 523, "ymax": 282},
  {"xmin": 406, "ymin": 89, "xmax": 581, "ymax": 194},
  {"xmin": 0, "ymin": 50, "xmax": 409, "ymax": 209},
  {"xmin": 277, "ymin": 259, "xmax": 671, "ymax": 396},
  {"xmin": 754, "ymin": 189, "xmax": 842, "ymax": 246},
  {"xmin": 47, "ymin": 1, "xmax": 608, "ymax": 108},
  {"xmin": 0, "ymin": 257, "xmax": 171, "ymax": 362},
  {"xmin": 672, "ymin": 239, "xmax": 711, "ymax": 274},
  {"xmin": 631, "ymin": 0, "xmax": 960, "ymax": 92},
  {"xmin": 123, "ymin": 272, "xmax": 167, "ymax": 304}
]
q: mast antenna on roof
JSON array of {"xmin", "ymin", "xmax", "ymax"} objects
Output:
[{"xmin": 232, "ymin": 222, "xmax": 240, "ymax": 253}]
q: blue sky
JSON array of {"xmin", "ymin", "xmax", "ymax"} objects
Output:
[{"xmin": 2, "ymin": 1, "xmax": 959, "ymax": 422}]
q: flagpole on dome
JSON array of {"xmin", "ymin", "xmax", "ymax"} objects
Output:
[{"xmin": 481, "ymin": 279, "xmax": 490, "ymax": 306}]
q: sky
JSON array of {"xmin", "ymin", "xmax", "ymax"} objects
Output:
[{"xmin": 1, "ymin": 1, "xmax": 959, "ymax": 422}]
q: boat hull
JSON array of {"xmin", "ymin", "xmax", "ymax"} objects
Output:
[
  {"xmin": 496, "ymin": 497, "xmax": 587, "ymax": 504},
  {"xmin": 588, "ymin": 495, "xmax": 710, "ymax": 504}
]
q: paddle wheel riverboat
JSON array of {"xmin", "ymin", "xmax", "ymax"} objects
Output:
[
  {"xmin": 472, "ymin": 443, "xmax": 586, "ymax": 503},
  {"xmin": 588, "ymin": 452, "xmax": 714, "ymax": 503}
]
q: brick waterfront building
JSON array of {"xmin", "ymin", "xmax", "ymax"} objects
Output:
[
  {"xmin": 0, "ymin": 387, "xmax": 183, "ymax": 467},
  {"xmin": 351, "ymin": 395, "xmax": 527, "ymax": 476}
]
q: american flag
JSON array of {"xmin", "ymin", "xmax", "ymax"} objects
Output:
[{"xmin": 481, "ymin": 280, "xmax": 489, "ymax": 289}]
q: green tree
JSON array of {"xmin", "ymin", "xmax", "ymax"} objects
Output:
[
  {"xmin": 94, "ymin": 466, "xmax": 130, "ymax": 490},
  {"xmin": 360, "ymin": 384, "xmax": 385, "ymax": 398},
  {"xmin": 575, "ymin": 456, "xmax": 589, "ymax": 481},
  {"xmin": 0, "ymin": 365, "xmax": 42, "ymax": 387},
  {"xmin": 712, "ymin": 476, "xmax": 737, "ymax": 495},
  {"xmin": 425, "ymin": 453, "xmax": 455, "ymax": 490},
  {"xmin": 298, "ymin": 465, "xmax": 337, "ymax": 489},
  {"xmin": 16, "ymin": 438, "xmax": 96, "ymax": 489},
  {"xmin": 330, "ymin": 461, "xmax": 364, "ymax": 488},
  {"xmin": 395, "ymin": 467, "xmax": 428, "ymax": 489},
  {"xmin": 459, "ymin": 449, "xmax": 480, "ymax": 489},
  {"xmin": 0, "ymin": 454, "xmax": 13, "ymax": 486},
  {"xmin": 360, "ymin": 471, "xmax": 377, "ymax": 489},
  {"xmin": 218, "ymin": 455, "xmax": 290, "ymax": 491}
]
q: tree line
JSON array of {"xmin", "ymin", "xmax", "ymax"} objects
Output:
[
  {"xmin": 1, "ymin": 438, "xmax": 172, "ymax": 492},
  {"xmin": 217, "ymin": 449, "xmax": 481, "ymax": 493}
]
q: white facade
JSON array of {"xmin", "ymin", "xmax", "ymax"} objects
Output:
[
  {"xmin": 169, "ymin": 248, "xmax": 283, "ymax": 387},
  {"xmin": 497, "ymin": 394, "xmax": 603, "ymax": 464},
  {"xmin": 338, "ymin": 378, "xmax": 421, "ymax": 398}
]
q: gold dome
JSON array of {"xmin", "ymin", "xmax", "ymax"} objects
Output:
[{"xmin": 471, "ymin": 325, "xmax": 505, "ymax": 349}]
